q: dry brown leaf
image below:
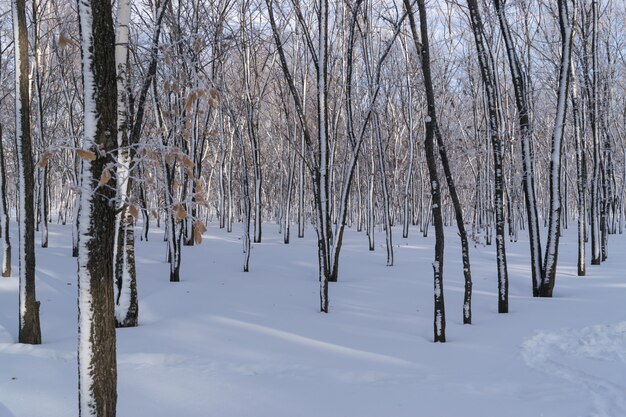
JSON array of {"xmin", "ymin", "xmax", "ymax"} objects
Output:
[
  {"xmin": 194, "ymin": 192, "xmax": 206, "ymax": 204},
  {"xmin": 193, "ymin": 228, "xmax": 203, "ymax": 245},
  {"xmin": 77, "ymin": 149, "xmax": 96, "ymax": 161},
  {"xmin": 58, "ymin": 32, "xmax": 73, "ymax": 49},
  {"xmin": 209, "ymin": 88, "xmax": 218, "ymax": 99},
  {"xmin": 195, "ymin": 220, "xmax": 207, "ymax": 234},
  {"xmin": 208, "ymin": 98, "xmax": 218, "ymax": 109},
  {"xmin": 128, "ymin": 205, "xmax": 139, "ymax": 218},
  {"xmin": 193, "ymin": 221, "xmax": 206, "ymax": 244},
  {"xmin": 165, "ymin": 152, "xmax": 176, "ymax": 166},
  {"xmin": 37, "ymin": 151, "xmax": 53, "ymax": 168},
  {"xmin": 172, "ymin": 203, "xmax": 186, "ymax": 221},
  {"xmin": 97, "ymin": 168, "xmax": 111, "ymax": 187},
  {"xmin": 185, "ymin": 92, "xmax": 197, "ymax": 111}
]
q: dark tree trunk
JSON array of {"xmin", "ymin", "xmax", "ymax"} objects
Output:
[
  {"xmin": 540, "ymin": 0, "xmax": 573, "ymax": 297},
  {"xmin": 0, "ymin": 125, "xmax": 11, "ymax": 277},
  {"xmin": 494, "ymin": 0, "xmax": 542, "ymax": 296},
  {"xmin": 466, "ymin": 0, "xmax": 509, "ymax": 313},
  {"xmin": 76, "ymin": 0, "xmax": 118, "ymax": 413},
  {"xmin": 406, "ymin": 0, "xmax": 446, "ymax": 341},
  {"xmin": 114, "ymin": 209, "xmax": 138, "ymax": 328},
  {"xmin": 571, "ymin": 63, "xmax": 587, "ymax": 276},
  {"xmin": 590, "ymin": 0, "xmax": 601, "ymax": 266},
  {"xmin": 13, "ymin": 0, "xmax": 42, "ymax": 345}
]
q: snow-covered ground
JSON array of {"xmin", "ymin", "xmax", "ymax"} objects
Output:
[{"xmin": 1, "ymin": 221, "xmax": 625, "ymax": 417}]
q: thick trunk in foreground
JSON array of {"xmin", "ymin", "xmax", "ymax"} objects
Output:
[
  {"xmin": 13, "ymin": 0, "xmax": 42, "ymax": 345},
  {"xmin": 77, "ymin": 0, "xmax": 118, "ymax": 413}
]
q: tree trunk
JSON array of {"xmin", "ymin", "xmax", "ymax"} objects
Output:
[
  {"xmin": 466, "ymin": 0, "xmax": 509, "ymax": 313},
  {"xmin": 571, "ymin": 56, "xmax": 586, "ymax": 276},
  {"xmin": 590, "ymin": 0, "xmax": 601, "ymax": 265},
  {"xmin": 408, "ymin": 0, "xmax": 446, "ymax": 341},
  {"xmin": 540, "ymin": 0, "xmax": 573, "ymax": 297},
  {"xmin": 13, "ymin": 0, "xmax": 42, "ymax": 345},
  {"xmin": 494, "ymin": 0, "xmax": 542, "ymax": 296},
  {"xmin": 0, "ymin": 125, "xmax": 11, "ymax": 277},
  {"xmin": 77, "ymin": 0, "xmax": 118, "ymax": 412}
]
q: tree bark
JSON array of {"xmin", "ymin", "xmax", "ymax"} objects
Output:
[
  {"xmin": 13, "ymin": 0, "xmax": 42, "ymax": 345},
  {"xmin": 540, "ymin": 0, "xmax": 573, "ymax": 297},
  {"xmin": 77, "ymin": 0, "xmax": 119, "ymax": 413},
  {"xmin": 0, "ymin": 125, "xmax": 11, "ymax": 277},
  {"xmin": 493, "ymin": 0, "xmax": 542, "ymax": 296},
  {"xmin": 466, "ymin": 0, "xmax": 509, "ymax": 313},
  {"xmin": 407, "ymin": 0, "xmax": 446, "ymax": 341}
]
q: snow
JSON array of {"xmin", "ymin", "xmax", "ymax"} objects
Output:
[{"xmin": 2, "ymin": 222, "xmax": 626, "ymax": 416}]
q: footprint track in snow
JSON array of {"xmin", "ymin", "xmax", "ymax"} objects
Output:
[{"xmin": 522, "ymin": 322, "xmax": 626, "ymax": 417}]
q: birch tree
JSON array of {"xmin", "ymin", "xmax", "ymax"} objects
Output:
[
  {"xmin": 540, "ymin": 0, "xmax": 574, "ymax": 297},
  {"xmin": 13, "ymin": 0, "xmax": 42, "ymax": 344},
  {"xmin": 493, "ymin": 0, "xmax": 543, "ymax": 296},
  {"xmin": 465, "ymin": 0, "xmax": 509, "ymax": 313},
  {"xmin": 404, "ymin": 0, "xmax": 447, "ymax": 340},
  {"xmin": 76, "ymin": 0, "xmax": 118, "ymax": 413}
]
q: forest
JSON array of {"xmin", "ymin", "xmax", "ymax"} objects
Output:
[{"xmin": 1, "ymin": 0, "xmax": 626, "ymax": 416}]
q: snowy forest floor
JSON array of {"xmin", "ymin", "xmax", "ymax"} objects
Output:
[{"xmin": 1, "ymin": 221, "xmax": 626, "ymax": 417}]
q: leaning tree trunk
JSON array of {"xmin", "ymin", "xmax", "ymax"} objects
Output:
[
  {"xmin": 466, "ymin": 0, "xmax": 509, "ymax": 313},
  {"xmin": 494, "ymin": 0, "xmax": 542, "ymax": 296},
  {"xmin": 13, "ymin": 0, "xmax": 42, "ymax": 345},
  {"xmin": 77, "ymin": 0, "xmax": 118, "ymax": 413},
  {"xmin": 409, "ymin": 0, "xmax": 446, "ymax": 341},
  {"xmin": 540, "ymin": 0, "xmax": 573, "ymax": 297}
]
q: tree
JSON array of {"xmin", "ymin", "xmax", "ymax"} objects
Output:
[
  {"xmin": 540, "ymin": 0, "xmax": 574, "ymax": 297},
  {"xmin": 13, "ymin": 0, "xmax": 42, "ymax": 345},
  {"xmin": 465, "ymin": 0, "xmax": 509, "ymax": 313},
  {"xmin": 405, "ymin": 0, "xmax": 447, "ymax": 341},
  {"xmin": 493, "ymin": 0, "xmax": 543, "ymax": 296},
  {"xmin": 0, "ymin": 125, "xmax": 10, "ymax": 278},
  {"xmin": 0, "ymin": 36, "xmax": 11, "ymax": 278},
  {"xmin": 76, "ymin": 0, "xmax": 118, "ymax": 413}
]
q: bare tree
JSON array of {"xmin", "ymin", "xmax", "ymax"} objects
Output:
[
  {"xmin": 76, "ymin": 0, "xmax": 118, "ymax": 412},
  {"xmin": 13, "ymin": 0, "xmax": 42, "ymax": 344}
]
